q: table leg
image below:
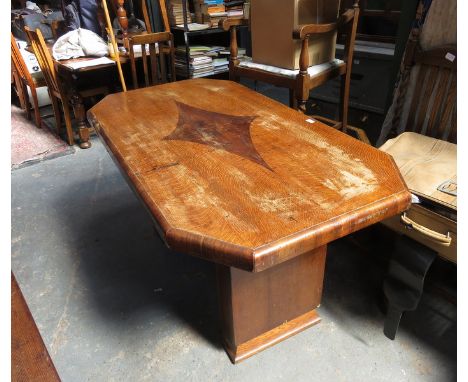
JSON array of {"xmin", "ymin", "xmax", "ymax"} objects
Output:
[
  {"xmin": 216, "ymin": 246, "xmax": 326, "ymax": 363},
  {"xmin": 71, "ymin": 94, "xmax": 91, "ymax": 149}
]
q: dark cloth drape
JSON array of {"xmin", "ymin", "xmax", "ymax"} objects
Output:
[{"xmin": 61, "ymin": 0, "xmax": 101, "ymax": 35}]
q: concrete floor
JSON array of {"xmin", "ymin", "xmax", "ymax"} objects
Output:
[{"xmin": 11, "ymin": 82, "xmax": 456, "ymax": 381}]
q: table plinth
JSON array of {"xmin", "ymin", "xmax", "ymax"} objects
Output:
[{"xmin": 216, "ymin": 246, "xmax": 326, "ymax": 363}]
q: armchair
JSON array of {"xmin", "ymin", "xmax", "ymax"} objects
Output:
[{"xmin": 221, "ymin": 1, "xmax": 365, "ymax": 140}]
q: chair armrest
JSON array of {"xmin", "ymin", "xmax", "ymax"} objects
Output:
[
  {"xmin": 292, "ymin": 9, "xmax": 355, "ymax": 39},
  {"xmin": 219, "ymin": 18, "xmax": 248, "ymax": 31},
  {"xmin": 293, "ymin": 22, "xmax": 337, "ymax": 39}
]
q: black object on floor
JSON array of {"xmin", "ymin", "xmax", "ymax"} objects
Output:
[{"xmin": 383, "ymin": 235, "xmax": 437, "ymax": 339}]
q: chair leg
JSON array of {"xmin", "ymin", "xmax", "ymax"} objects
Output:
[
  {"xmin": 50, "ymin": 95, "xmax": 62, "ymax": 136},
  {"xmin": 339, "ymin": 73, "xmax": 350, "ymax": 133},
  {"xmin": 30, "ymin": 86, "xmax": 42, "ymax": 128},
  {"xmin": 62, "ymin": 99, "xmax": 75, "ymax": 146},
  {"xmin": 289, "ymin": 89, "xmax": 298, "ymax": 109},
  {"xmin": 23, "ymin": 83, "xmax": 32, "ymax": 121},
  {"xmin": 14, "ymin": 75, "xmax": 27, "ymax": 110},
  {"xmin": 296, "ymin": 95, "xmax": 307, "ymax": 114},
  {"xmin": 229, "ymin": 73, "xmax": 240, "ymax": 83}
]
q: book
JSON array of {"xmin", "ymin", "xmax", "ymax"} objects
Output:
[
  {"xmin": 175, "ymin": 22, "xmax": 211, "ymax": 31},
  {"xmin": 195, "ymin": 0, "xmax": 229, "ymax": 28},
  {"xmin": 175, "ymin": 44, "xmax": 239, "ymax": 78},
  {"xmin": 168, "ymin": 0, "xmax": 192, "ymax": 26},
  {"xmin": 202, "ymin": 4, "xmax": 226, "ymax": 14},
  {"xmin": 219, "ymin": 47, "xmax": 246, "ymax": 55},
  {"xmin": 227, "ymin": 9, "xmax": 243, "ymax": 17},
  {"xmin": 224, "ymin": 0, "xmax": 244, "ymax": 6},
  {"xmin": 224, "ymin": 0, "xmax": 246, "ymax": 19}
]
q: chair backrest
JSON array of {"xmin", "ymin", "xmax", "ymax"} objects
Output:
[
  {"xmin": 100, "ymin": 0, "xmax": 170, "ymax": 48},
  {"xmin": 128, "ymin": 31, "xmax": 176, "ymax": 88},
  {"xmin": 406, "ymin": 45, "xmax": 456, "ymax": 143},
  {"xmin": 10, "ymin": 33, "xmax": 34, "ymax": 87},
  {"xmin": 140, "ymin": 0, "xmax": 170, "ymax": 33},
  {"xmin": 24, "ymin": 27, "xmax": 61, "ymax": 96}
]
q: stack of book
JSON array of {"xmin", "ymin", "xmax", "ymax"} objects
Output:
[
  {"xmin": 205, "ymin": 46, "xmax": 229, "ymax": 73},
  {"xmin": 218, "ymin": 46, "xmax": 246, "ymax": 58},
  {"xmin": 194, "ymin": 0, "xmax": 227, "ymax": 28},
  {"xmin": 212, "ymin": 57, "xmax": 229, "ymax": 73},
  {"xmin": 168, "ymin": 0, "xmax": 192, "ymax": 26},
  {"xmin": 224, "ymin": 0, "xmax": 245, "ymax": 19},
  {"xmin": 175, "ymin": 46, "xmax": 214, "ymax": 78},
  {"xmin": 175, "ymin": 45, "xmax": 234, "ymax": 78}
]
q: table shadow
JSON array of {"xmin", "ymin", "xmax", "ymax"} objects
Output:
[
  {"xmin": 56, "ymin": 181, "xmax": 222, "ymax": 350},
  {"xmin": 324, "ymin": 226, "xmax": 457, "ymax": 361},
  {"xmin": 54, "ymin": 171, "xmax": 456, "ymax": 361}
]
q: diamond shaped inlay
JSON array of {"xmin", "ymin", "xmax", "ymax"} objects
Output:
[{"xmin": 164, "ymin": 101, "xmax": 272, "ymax": 171}]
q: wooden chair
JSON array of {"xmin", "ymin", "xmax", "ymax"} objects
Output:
[
  {"xmin": 24, "ymin": 27, "xmax": 107, "ymax": 146},
  {"xmin": 128, "ymin": 31, "xmax": 176, "ymax": 88},
  {"xmin": 221, "ymin": 1, "xmax": 361, "ymax": 137},
  {"xmin": 105, "ymin": 0, "xmax": 169, "ymax": 48},
  {"xmin": 24, "ymin": 26, "xmax": 74, "ymax": 144},
  {"xmin": 391, "ymin": 42, "xmax": 457, "ymax": 143},
  {"xmin": 11, "ymin": 33, "xmax": 48, "ymax": 128}
]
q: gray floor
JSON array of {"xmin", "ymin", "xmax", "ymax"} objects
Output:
[{"xmin": 12, "ymin": 83, "xmax": 456, "ymax": 381}]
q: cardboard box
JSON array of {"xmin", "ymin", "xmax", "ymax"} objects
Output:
[{"xmin": 251, "ymin": 0, "xmax": 341, "ymax": 69}]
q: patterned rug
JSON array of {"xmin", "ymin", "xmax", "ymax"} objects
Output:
[{"xmin": 11, "ymin": 105, "xmax": 75, "ymax": 170}]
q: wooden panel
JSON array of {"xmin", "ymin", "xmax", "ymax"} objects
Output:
[
  {"xmin": 414, "ymin": 66, "xmax": 437, "ymax": 134},
  {"xmin": 88, "ymin": 79, "xmax": 410, "ymax": 271},
  {"xmin": 226, "ymin": 310, "xmax": 321, "ymax": 363},
  {"xmin": 425, "ymin": 68, "xmax": 450, "ymax": 137},
  {"xmin": 449, "ymin": 102, "xmax": 457, "ymax": 143},
  {"xmin": 438, "ymin": 73, "xmax": 456, "ymax": 142},
  {"xmin": 217, "ymin": 246, "xmax": 326, "ymax": 363},
  {"xmin": 142, "ymin": 46, "xmax": 149, "ymax": 87},
  {"xmin": 12, "ymin": 273, "xmax": 61, "ymax": 382},
  {"xmin": 407, "ymin": 65, "xmax": 428, "ymax": 132},
  {"xmin": 149, "ymin": 43, "xmax": 158, "ymax": 85}
]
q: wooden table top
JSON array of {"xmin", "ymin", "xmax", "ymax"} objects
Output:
[
  {"xmin": 88, "ymin": 79, "xmax": 411, "ymax": 272},
  {"xmin": 25, "ymin": 43, "xmax": 125, "ymax": 74}
]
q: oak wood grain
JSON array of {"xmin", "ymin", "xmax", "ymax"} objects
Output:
[{"xmin": 88, "ymin": 79, "xmax": 410, "ymax": 272}]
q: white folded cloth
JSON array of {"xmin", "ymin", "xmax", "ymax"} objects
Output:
[
  {"xmin": 238, "ymin": 58, "xmax": 344, "ymax": 79},
  {"xmin": 52, "ymin": 28, "xmax": 109, "ymax": 60}
]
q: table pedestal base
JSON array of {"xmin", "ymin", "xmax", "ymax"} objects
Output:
[{"xmin": 217, "ymin": 245, "xmax": 326, "ymax": 363}]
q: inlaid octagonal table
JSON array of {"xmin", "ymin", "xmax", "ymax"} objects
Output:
[{"xmin": 88, "ymin": 79, "xmax": 410, "ymax": 363}]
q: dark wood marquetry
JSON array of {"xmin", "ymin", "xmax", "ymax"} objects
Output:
[{"xmin": 164, "ymin": 102, "xmax": 270, "ymax": 170}]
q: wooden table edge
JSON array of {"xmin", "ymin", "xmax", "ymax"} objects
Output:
[
  {"xmin": 252, "ymin": 188, "xmax": 412, "ymax": 271},
  {"xmin": 89, "ymin": 109, "xmax": 412, "ymax": 272}
]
